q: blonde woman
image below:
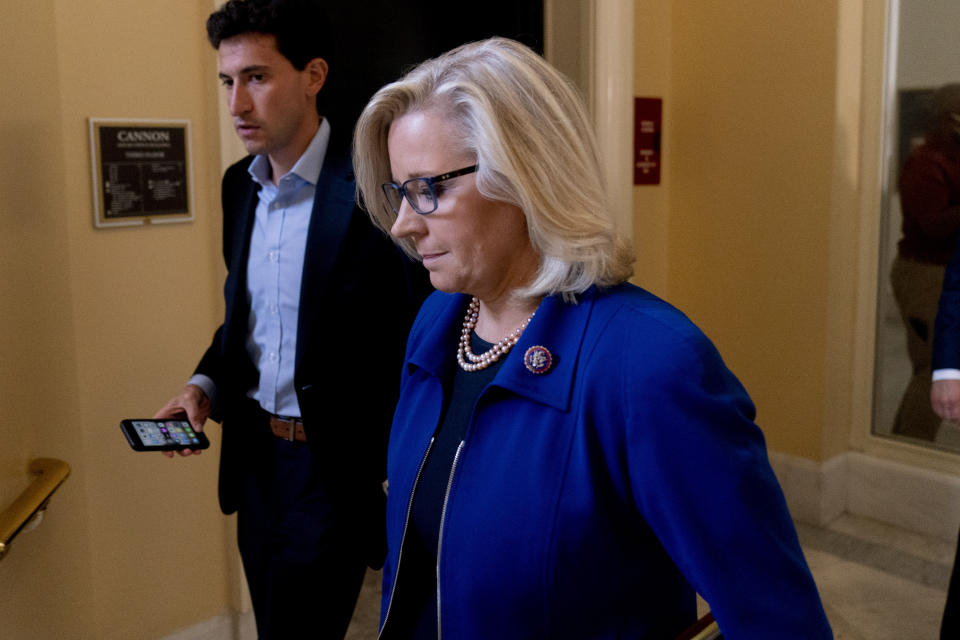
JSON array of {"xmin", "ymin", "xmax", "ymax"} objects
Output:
[{"xmin": 354, "ymin": 37, "xmax": 832, "ymax": 639}]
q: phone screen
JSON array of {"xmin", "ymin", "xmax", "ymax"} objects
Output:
[{"xmin": 121, "ymin": 419, "xmax": 209, "ymax": 450}]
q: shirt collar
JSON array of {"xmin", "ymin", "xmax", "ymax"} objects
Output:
[{"xmin": 247, "ymin": 117, "xmax": 332, "ymax": 187}]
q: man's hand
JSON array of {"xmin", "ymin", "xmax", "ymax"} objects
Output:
[
  {"xmin": 154, "ymin": 384, "xmax": 211, "ymax": 458},
  {"xmin": 932, "ymin": 379, "xmax": 960, "ymax": 422}
]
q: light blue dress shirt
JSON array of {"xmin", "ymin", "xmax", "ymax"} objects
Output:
[{"xmin": 190, "ymin": 120, "xmax": 331, "ymax": 418}]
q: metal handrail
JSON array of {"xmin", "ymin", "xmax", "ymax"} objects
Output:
[
  {"xmin": 689, "ymin": 620, "xmax": 721, "ymax": 640},
  {"xmin": 0, "ymin": 458, "xmax": 71, "ymax": 560},
  {"xmin": 676, "ymin": 612, "xmax": 722, "ymax": 640}
]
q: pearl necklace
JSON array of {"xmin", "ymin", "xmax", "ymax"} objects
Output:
[{"xmin": 457, "ymin": 297, "xmax": 535, "ymax": 372}]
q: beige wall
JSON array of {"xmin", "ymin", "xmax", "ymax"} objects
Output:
[
  {"xmin": 632, "ymin": 1, "xmax": 672, "ymax": 296},
  {"xmin": 0, "ymin": 1, "xmax": 232, "ymax": 638},
  {"xmin": 0, "ymin": 1, "xmax": 94, "ymax": 635},
  {"xmin": 669, "ymin": 2, "xmax": 839, "ymax": 461},
  {"xmin": 633, "ymin": 1, "xmax": 861, "ymax": 462}
]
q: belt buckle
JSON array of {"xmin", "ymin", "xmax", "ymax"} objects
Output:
[{"xmin": 286, "ymin": 419, "xmax": 296, "ymax": 442}]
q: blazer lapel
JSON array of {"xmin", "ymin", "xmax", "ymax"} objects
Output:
[{"xmin": 223, "ymin": 164, "xmax": 259, "ymax": 354}]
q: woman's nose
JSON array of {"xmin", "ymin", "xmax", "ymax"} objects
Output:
[{"xmin": 390, "ymin": 197, "xmax": 423, "ymax": 240}]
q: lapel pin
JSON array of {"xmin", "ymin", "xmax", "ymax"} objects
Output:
[{"xmin": 523, "ymin": 345, "xmax": 553, "ymax": 374}]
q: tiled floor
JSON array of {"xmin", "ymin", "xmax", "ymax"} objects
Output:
[
  {"xmin": 798, "ymin": 515, "xmax": 952, "ymax": 639},
  {"xmin": 345, "ymin": 571, "xmax": 382, "ymax": 640},
  {"xmin": 346, "ymin": 513, "xmax": 957, "ymax": 639}
]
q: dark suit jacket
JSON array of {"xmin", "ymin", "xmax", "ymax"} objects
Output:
[
  {"xmin": 935, "ymin": 236, "xmax": 960, "ymax": 371},
  {"xmin": 194, "ymin": 133, "xmax": 429, "ymax": 567}
]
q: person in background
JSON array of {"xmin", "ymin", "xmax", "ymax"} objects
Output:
[
  {"xmin": 891, "ymin": 83, "xmax": 960, "ymax": 441},
  {"xmin": 930, "ymin": 167, "xmax": 960, "ymax": 638},
  {"xmin": 153, "ymin": 1, "xmax": 428, "ymax": 637},
  {"xmin": 353, "ymin": 37, "xmax": 832, "ymax": 639}
]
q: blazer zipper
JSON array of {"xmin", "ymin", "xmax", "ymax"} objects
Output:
[
  {"xmin": 378, "ymin": 437, "xmax": 435, "ymax": 639},
  {"xmin": 436, "ymin": 440, "xmax": 465, "ymax": 640}
]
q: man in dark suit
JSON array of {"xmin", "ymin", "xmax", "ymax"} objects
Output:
[
  {"xmin": 154, "ymin": 1, "xmax": 428, "ymax": 637},
  {"xmin": 934, "ymin": 247, "xmax": 960, "ymax": 639},
  {"xmin": 929, "ymin": 112, "xmax": 960, "ymax": 635},
  {"xmin": 893, "ymin": 83, "xmax": 960, "ymax": 441},
  {"xmin": 933, "ymin": 245, "xmax": 960, "ymax": 423}
]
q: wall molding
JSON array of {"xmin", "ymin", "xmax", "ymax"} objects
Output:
[
  {"xmin": 161, "ymin": 610, "xmax": 255, "ymax": 640},
  {"xmin": 768, "ymin": 450, "xmax": 848, "ymax": 526},
  {"xmin": 770, "ymin": 450, "xmax": 960, "ymax": 541}
]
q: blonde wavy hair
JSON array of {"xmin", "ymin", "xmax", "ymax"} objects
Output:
[{"xmin": 353, "ymin": 37, "xmax": 633, "ymax": 299}]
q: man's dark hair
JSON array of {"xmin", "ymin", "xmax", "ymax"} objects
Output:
[
  {"xmin": 207, "ymin": 0, "xmax": 336, "ymax": 117},
  {"xmin": 207, "ymin": 0, "xmax": 334, "ymax": 70}
]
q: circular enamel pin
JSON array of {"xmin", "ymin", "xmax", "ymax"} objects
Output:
[{"xmin": 523, "ymin": 345, "xmax": 553, "ymax": 374}]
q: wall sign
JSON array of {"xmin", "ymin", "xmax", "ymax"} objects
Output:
[
  {"xmin": 89, "ymin": 118, "xmax": 194, "ymax": 228},
  {"xmin": 634, "ymin": 98, "xmax": 662, "ymax": 185}
]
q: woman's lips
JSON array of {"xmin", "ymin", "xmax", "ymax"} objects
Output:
[{"xmin": 420, "ymin": 251, "xmax": 445, "ymax": 265}]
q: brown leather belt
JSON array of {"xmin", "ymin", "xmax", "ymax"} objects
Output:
[{"xmin": 268, "ymin": 415, "xmax": 307, "ymax": 442}]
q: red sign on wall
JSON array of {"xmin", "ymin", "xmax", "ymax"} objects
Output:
[{"xmin": 634, "ymin": 97, "xmax": 662, "ymax": 185}]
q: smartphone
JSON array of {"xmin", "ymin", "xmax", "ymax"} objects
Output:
[{"xmin": 120, "ymin": 419, "xmax": 210, "ymax": 451}]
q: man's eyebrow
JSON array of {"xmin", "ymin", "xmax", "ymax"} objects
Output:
[
  {"xmin": 219, "ymin": 65, "xmax": 271, "ymax": 79},
  {"xmin": 239, "ymin": 65, "xmax": 270, "ymax": 75}
]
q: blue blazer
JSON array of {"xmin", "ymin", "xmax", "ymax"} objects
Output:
[
  {"xmin": 935, "ymin": 236, "xmax": 960, "ymax": 370},
  {"xmin": 195, "ymin": 137, "xmax": 429, "ymax": 566},
  {"xmin": 381, "ymin": 284, "xmax": 832, "ymax": 638}
]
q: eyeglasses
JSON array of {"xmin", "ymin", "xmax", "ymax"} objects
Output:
[{"xmin": 381, "ymin": 164, "xmax": 478, "ymax": 215}]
